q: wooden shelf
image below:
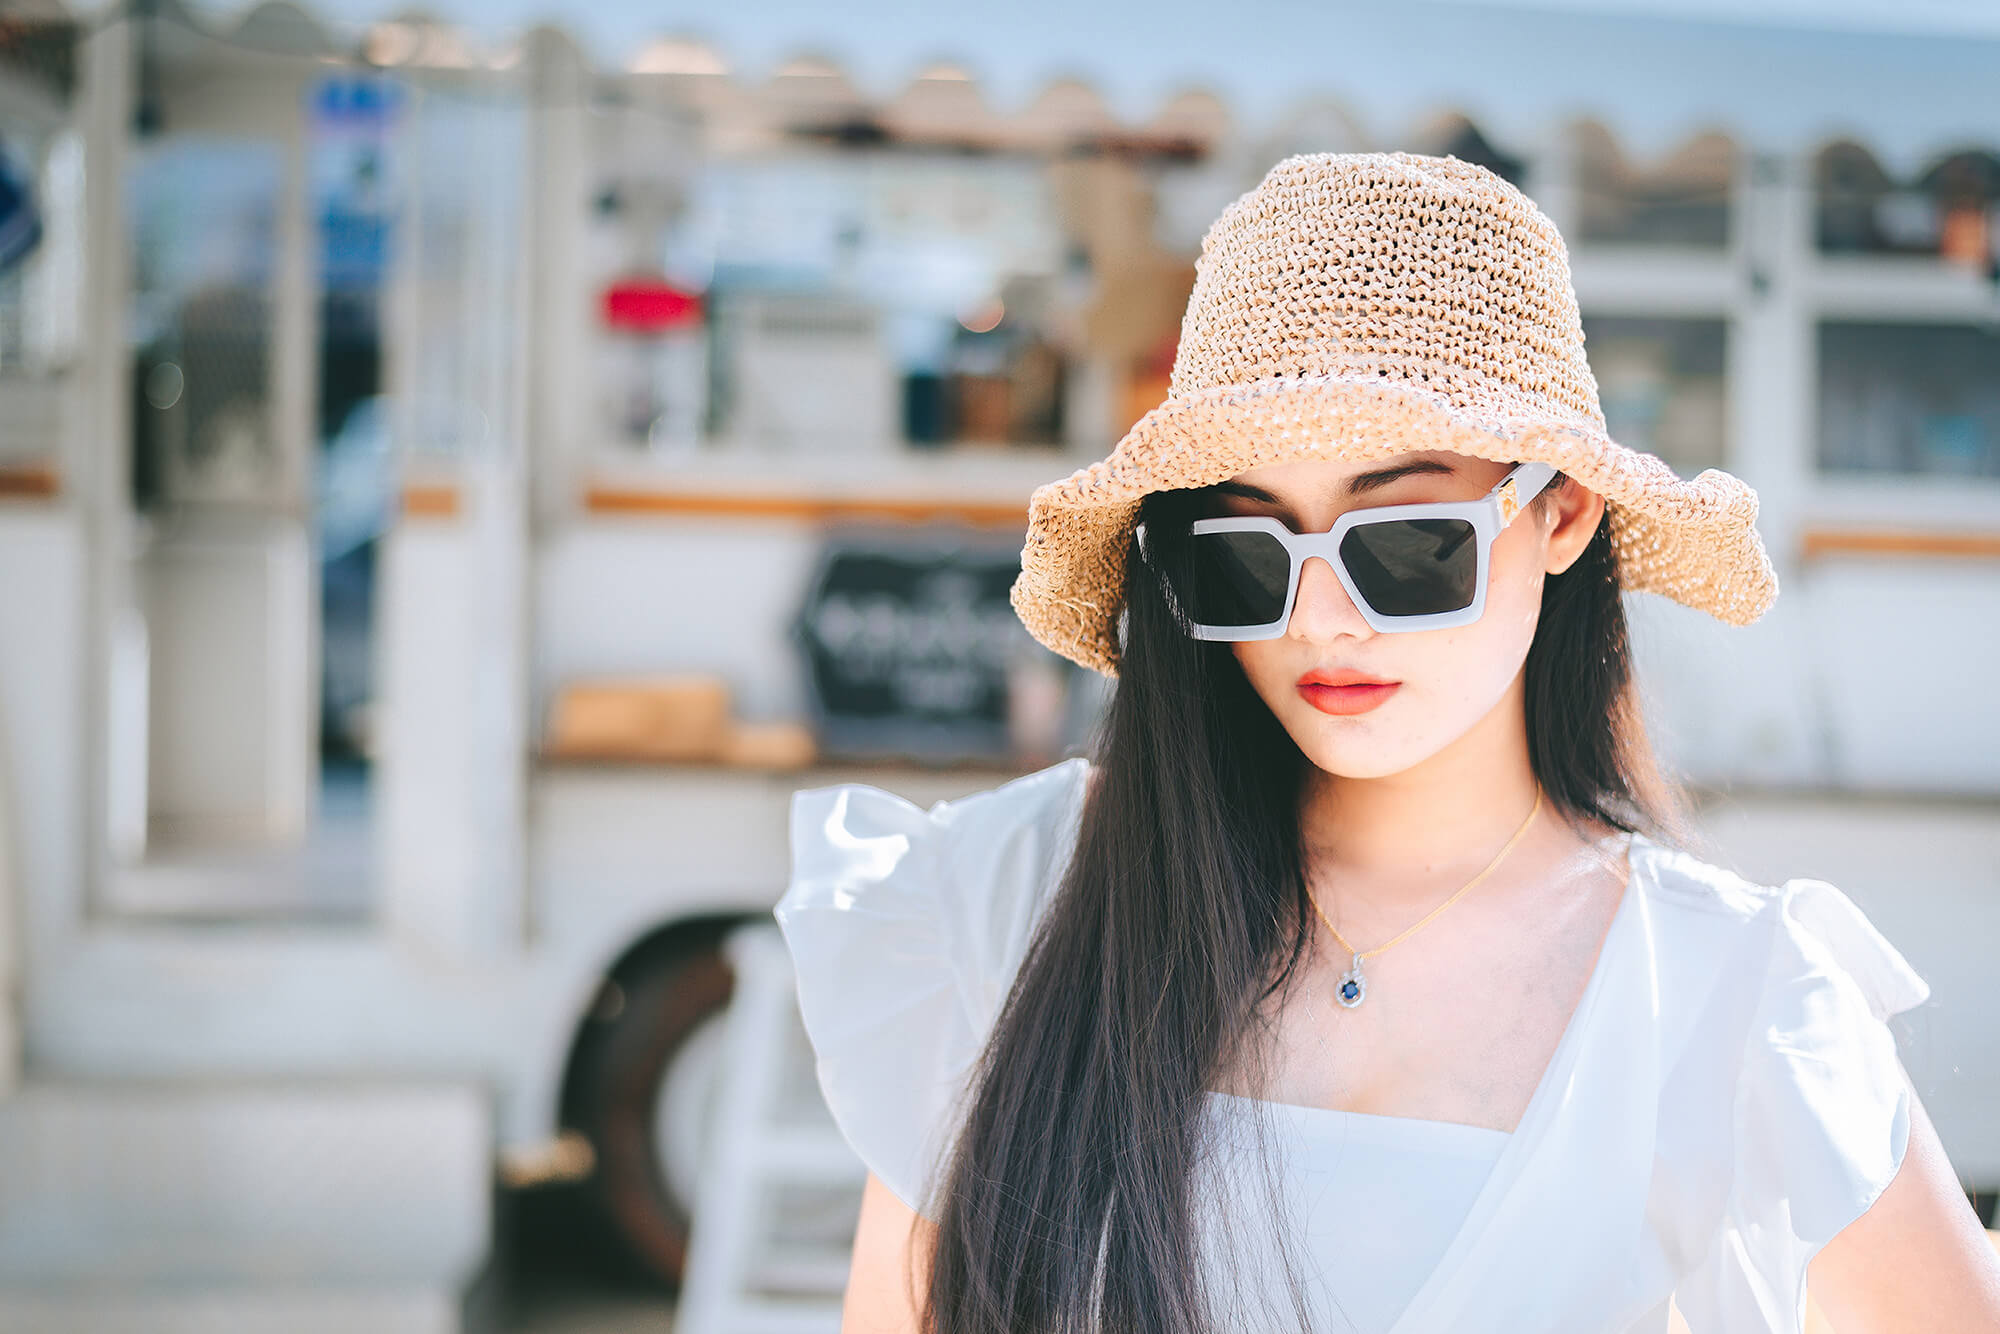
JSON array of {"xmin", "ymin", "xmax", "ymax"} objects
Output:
[
  {"xmin": 0, "ymin": 461, "xmax": 59, "ymax": 500},
  {"xmin": 1800, "ymin": 526, "xmax": 2000, "ymax": 561}
]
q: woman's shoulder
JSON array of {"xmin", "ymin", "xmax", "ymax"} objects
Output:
[
  {"xmin": 913, "ymin": 754, "xmax": 1096, "ymax": 853},
  {"xmin": 1649, "ymin": 836, "xmax": 1935, "ymax": 1310},
  {"xmin": 1629, "ymin": 830, "xmax": 1930, "ymax": 1020},
  {"xmin": 780, "ymin": 752, "xmax": 1096, "ymax": 844},
  {"xmin": 771, "ymin": 754, "xmax": 1096, "ymax": 1218},
  {"xmin": 779, "ymin": 755, "xmax": 1093, "ymax": 905},
  {"xmin": 1626, "ymin": 830, "xmax": 1776, "ymax": 923},
  {"xmin": 775, "ymin": 753, "xmax": 1096, "ymax": 1018}
]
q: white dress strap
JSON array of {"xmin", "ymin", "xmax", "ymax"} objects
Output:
[{"xmin": 772, "ymin": 757, "xmax": 1092, "ymax": 1220}]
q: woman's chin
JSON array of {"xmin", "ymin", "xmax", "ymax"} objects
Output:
[{"xmin": 1294, "ymin": 732, "xmax": 1421, "ymax": 781}]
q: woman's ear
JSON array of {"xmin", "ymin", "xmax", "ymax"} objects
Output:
[{"xmin": 1542, "ymin": 478, "xmax": 1607, "ymax": 577}]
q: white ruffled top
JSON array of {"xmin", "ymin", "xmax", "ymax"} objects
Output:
[{"xmin": 772, "ymin": 757, "xmax": 1931, "ymax": 1333}]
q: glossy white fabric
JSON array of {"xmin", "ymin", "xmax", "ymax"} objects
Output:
[{"xmin": 772, "ymin": 757, "xmax": 1932, "ymax": 1333}]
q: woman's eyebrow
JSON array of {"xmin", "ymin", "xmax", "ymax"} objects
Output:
[{"xmin": 1214, "ymin": 458, "xmax": 1459, "ymax": 505}]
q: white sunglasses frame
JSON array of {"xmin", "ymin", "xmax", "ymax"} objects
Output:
[{"xmin": 1135, "ymin": 460, "xmax": 1560, "ymax": 639}]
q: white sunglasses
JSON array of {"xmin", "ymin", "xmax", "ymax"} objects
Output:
[{"xmin": 1134, "ymin": 461, "xmax": 1559, "ymax": 639}]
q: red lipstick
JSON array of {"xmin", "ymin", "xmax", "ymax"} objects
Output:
[{"xmin": 1296, "ymin": 668, "xmax": 1401, "ymax": 716}]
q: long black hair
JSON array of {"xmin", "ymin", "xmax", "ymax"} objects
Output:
[{"xmin": 909, "ymin": 470, "xmax": 1695, "ymax": 1332}]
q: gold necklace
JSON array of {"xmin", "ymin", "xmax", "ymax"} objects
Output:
[{"xmin": 1305, "ymin": 786, "xmax": 1544, "ymax": 1010}]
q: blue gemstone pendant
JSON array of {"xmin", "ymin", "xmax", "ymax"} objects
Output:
[{"xmin": 1334, "ymin": 952, "xmax": 1367, "ymax": 1008}]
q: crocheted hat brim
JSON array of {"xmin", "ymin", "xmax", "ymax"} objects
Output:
[{"xmin": 1009, "ymin": 372, "xmax": 1778, "ymax": 677}]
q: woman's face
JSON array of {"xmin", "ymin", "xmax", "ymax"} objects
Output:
[{"xmin": 1213, "ymin": 450, "xmax": 1605, "ymax": 781}]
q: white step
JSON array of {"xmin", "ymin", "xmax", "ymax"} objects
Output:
[
  {"xmin": 697, "ymin": 1296, "xmax": 845, "ymax": 1334},
  {"xmin": 0, "ymin": 1080, "xmax": 491, "ymax": 1332},
  {"xmin": 758, "ymin": 1126, "xmax": 866, "ymax": 1183},
  {"xmin": 674, "ymin": 923, "xmax": 861, "ymax": 1334},
  {"xmin": 0, "ymin": 1287, "xmax": 464, "ymax": 1334}
]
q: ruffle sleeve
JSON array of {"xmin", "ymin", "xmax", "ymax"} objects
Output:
[
  {"xmin": 1673, "ymin": 875, "xmax": 1932, "ymax": 1331},
  {"xmin": 771, "ymin": 757, "xmax": 1092, "ymax": 1221}
]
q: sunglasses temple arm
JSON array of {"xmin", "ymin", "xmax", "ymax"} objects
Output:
[{"xmin": 1491, "ymin": 460, "xmax": 1559, "ymax": 525}]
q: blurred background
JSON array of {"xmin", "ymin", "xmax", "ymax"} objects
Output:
[{"xmin": 0, "ymin": 0, "xmax": 1995, "ymax": 1329}]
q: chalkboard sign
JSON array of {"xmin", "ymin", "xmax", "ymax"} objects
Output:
[{"xmin": 793, "ymin": 527, "xmax": 1039, "ymax": 762}]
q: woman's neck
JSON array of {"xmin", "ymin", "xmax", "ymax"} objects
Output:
[{"xmin": 1298, "ymin": 757, "xmax": 1544, "ymax": 878}]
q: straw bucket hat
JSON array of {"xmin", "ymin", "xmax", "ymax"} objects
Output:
[{"xmin": 1009, "ymin": 150, "xmax": 1778, "ymax": 676}]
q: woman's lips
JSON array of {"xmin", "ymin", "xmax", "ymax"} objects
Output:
[{"xmin": 1297, "ymin": 681, "xmax": 1401, "ymax": 716}]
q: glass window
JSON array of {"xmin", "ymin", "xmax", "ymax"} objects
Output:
[
  {"xmin": 1581, "ymin": 316, "xmax": 1729, "ymax": 478},
  {"xmin": 401, "ymin": 82, "xmax": 525, "ymax": 459},
  {"xmin": 1401, "ymin": 112, "xmax": 1526, "ymax": 188},
  {"xmin": 1571, "ymin": 123, "xmax": 1732, "ymax": 248},
  {"xmin": 1817, "ymin": 322, "xmax": 2000, "ymax": 478},
  {"xmin": 0, "ymin": 132, "xmax": 44, "ymax": 374},
  {"xmin": 127, "ymin": 135, "xmax": 284, "ymax": 510},
  {"xmin": 1815, "ymin": 142, "xmax": 1999, "ymax": 267},
  {"xmin": 681, "ymin": 144, "xmax": 1084, "ymax": 455},
  {"xmin": 0, "ymin": 119, "xmax": 80, "ymax": 481}
]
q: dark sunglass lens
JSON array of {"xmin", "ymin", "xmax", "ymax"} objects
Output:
[
  {"xmin": 1339, "ymin": 519, "xmax": 1477, "ymax": 616},
  {"xmin": 1174, "ymin": 530, "xmax": 1292, "ymax": 627}
]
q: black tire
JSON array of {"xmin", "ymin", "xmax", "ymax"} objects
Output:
[{"xmin": 568, "ymin": 938, "xmax": 737, "ymax": 1289}]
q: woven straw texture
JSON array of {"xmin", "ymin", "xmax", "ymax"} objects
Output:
[{"xmin": 1010, "ymin": 150, "xmax": 1778, "ymax": 677}]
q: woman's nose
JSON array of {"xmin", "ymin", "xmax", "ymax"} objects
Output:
[{"xmin": 1286, "ymin": 554, "xmax": 1373, "ymax": 643}]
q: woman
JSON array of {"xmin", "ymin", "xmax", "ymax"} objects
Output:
[{"xmin": 774, "ymin": 152, "xmax": 1999, "ymax": 1332}]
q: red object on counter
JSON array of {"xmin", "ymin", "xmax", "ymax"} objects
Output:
[{"xmin": 602, "ymin": 278, "xmax": 704, "ymax": 332}]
